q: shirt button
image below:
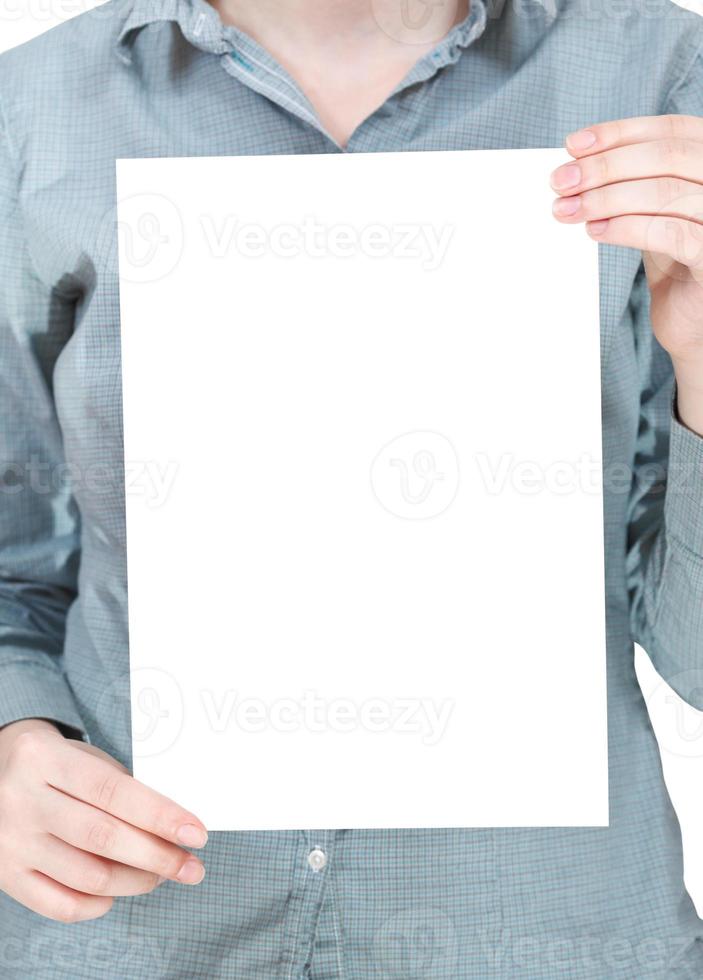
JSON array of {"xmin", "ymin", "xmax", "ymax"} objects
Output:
[{"xmin": 307, "ymin": 847, "xmax": 328, "ymax": 872}]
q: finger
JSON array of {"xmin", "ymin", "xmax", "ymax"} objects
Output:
[
  {"xmin": 3, "ymin": 869, "xmax": 113, "ymax": 923},
  {"xmin": 47, "ymin": 740, "xmax": 207, "ymax": 847},
  {"xmin": 565, "ymin": 115, "xmax": 703, "ymax": 158},
  {"xmin": 586, "ymin": 214, "xmax": 703, "ymax": 269},
  {"xmin": 29, "ymin": 832, "xmax": 164, "ymax": 897},
  {"xmin": 40, "ymin": 787, "xmax": 205, "ymax": 885},
  {"xmin": 552, "ymin": 177, "xmax": 703, "ymax": 225},
  {"xmin": 70, "ymin": 740, "xmax": 131, "ymax": 770},
  {"xmin": 550, "ymin": 140, "xmax": 703, "ymax": 196}
]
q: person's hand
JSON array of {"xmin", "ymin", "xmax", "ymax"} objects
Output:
[
  {"xmin": 551, "ymin": 115, "xmax": 703, "ymax": 435},
  {"xmin": 0, "ymin": 718, "xmax": 208, "ymax": 922}
]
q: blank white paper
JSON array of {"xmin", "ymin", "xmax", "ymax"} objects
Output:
[{"xmin": 117, "ymin": 149, "xmax": 608, "ymax": 830}]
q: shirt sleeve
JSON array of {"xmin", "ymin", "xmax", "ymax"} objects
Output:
[
  {"xmin": 628, "ymin": 40, "xmax": 703, "ymax": 707},
  {"xmin": 627, "ymin": 267, "xmax": 703, "ymax": 710},
  {"xmin": 0, "ymin": 95, "xmax": 87, "ymax": 740}
]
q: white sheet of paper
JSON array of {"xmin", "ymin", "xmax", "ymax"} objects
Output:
[{"xmin": 118, "ymin": 149, "xmax": 608, "ymax": 830}]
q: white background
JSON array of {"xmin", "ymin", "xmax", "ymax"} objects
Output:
[{"xmin": 4, "ymin": 0, "xmax": 703, "ymax": 904}]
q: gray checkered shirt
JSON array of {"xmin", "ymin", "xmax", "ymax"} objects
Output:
[{"xmin": 1, "ymin": 0, "xmax": 703, "ymax": 975}]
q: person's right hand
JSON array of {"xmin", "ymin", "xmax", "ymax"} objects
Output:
[{"xmin": 0, "ymin": 718, "xmax": 208, "ymax": 923}]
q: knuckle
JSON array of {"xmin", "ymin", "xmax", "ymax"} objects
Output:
[
  {"xmin": 85, "ymin": 820, "xmax": 117, "ymax": 854},
  {"xmin": 86, "ymin": 863, "xmax": 113, "ymax": 895},
  {"xmin": 659, "ymin": 138, "xmax": 686, "ymax": 166},
  {"xmin": 138, "ymin": 872, "xmax": 163, "ymax": 894},
  {"xmin": 584, "ymin": 186, "xmax": 606, "ymax": 218},
  {"xmin": 664, "ymin": 220, "xmax": 687, "ymax": 262},
  {"xmin": 595, "ymin": 153, "xmax": 611, "ymax": 185},
  {"xmin": 91, "ymin": 774, "xmax": 120, "ymax": 811},
  {"xmin": 659, "ymin": 138, "xmax": 676, "ymax": 161},
  {"xmin": 663, "ymin": 177, "xmax": 686, "ymax": 207},
  {"xmin": 578, "ymin": 194, "xmax": 592, "ymax": 218},
  {"xmin": 154, "ymin": 849, "xmax": 184, "ymax": 879},
  {"xmin": 9, "ymin": 731, "xmax": 47, "ymax": 766},
  {"xmin": 155, "ymin": 806, "xmax": 182, "ymax": 838},
  {"xmin": 667, "ymin": 114, "xmax": 693, "ymax": 140},
  {"xmin": 51, "ymin": 897, "xmax": 85, "ymax": 924},
  {"xmin": 51, "ymin": 896, "xmax": 113, "ymax": 923},
  {"xmin": 611, "ymin": 118, "xmax": 625, "ymax": 145}
]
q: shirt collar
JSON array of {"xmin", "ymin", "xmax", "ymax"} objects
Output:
[
  {"xmin": 116, "ymin": 0, "xmax": 230, "ymax": 64},
  {"xmin": 115, "ymin": 0, "xmax": 559, "ymax": 66}
]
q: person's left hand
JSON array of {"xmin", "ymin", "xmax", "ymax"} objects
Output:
[{"xmin": 550, "ymin": 115, "xmax": 703, "ymax": 435}]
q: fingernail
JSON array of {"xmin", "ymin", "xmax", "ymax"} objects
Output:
[
  {"xmin": 176, "ymin": 824, "xmax": 208, "ymax": 848},
  {"xmin": 587, "ymin": 219, "xmax": 610, "ymax": 237},
  {"xmin": 552, "ymin": 196, "xmax": 581, "ymax": 217},
  {"xmin": 566, "ymin": 129, "xmax": 596, "ymax": 152},
  {"xmin": 176, "ymin": 857, "xmax": 205, "ymax": 885},
  {"xmin": 550, "ymin": 164, "xmax": 581, "ymax": 191}
]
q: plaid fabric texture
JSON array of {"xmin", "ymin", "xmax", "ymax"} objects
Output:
[{"xmin": 1, "ymin": 0, "xmax": 703, "ymax": 975}]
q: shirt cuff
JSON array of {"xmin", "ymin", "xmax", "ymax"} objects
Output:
[
  {"xmin": 666, "ymin": 398, "xmax": 703, "ymax": 560},
  {"xmin": 0, "ymin": 657, "xmax": 89, "ymax": 742}
]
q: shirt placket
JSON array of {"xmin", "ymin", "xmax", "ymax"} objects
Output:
[
  {"xmin": 177, "ymin": 0, "xmax": 489, "ymax": 151},
  {"xmin": 282, "ymin": 830, "xmax": 342, "ymax": 980},
  {"xmin": 140, "ymin": 3, "xmax": 495, "ymax": 978},
  {"xmin": 222, "ymin": 33, "xmax": 331, "ymax": 143}
]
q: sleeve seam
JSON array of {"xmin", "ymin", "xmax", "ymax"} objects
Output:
[
  {"xmin": 650, "ymin": 533, "xmax": 673, "ymax": 634},
  {"xmin": 0, "ymin": 85, "xmax": 74, "ymax": 301},
  {"xmin": 667, "ymin": 529, "xmax": 703, "ymax": 563},
  {"xmin": 0, "ymin": 87, "xmax": 21, "ymax": 189},
  {"xmin": 664, "ymin": 19, "xmax": 703, "ymax": 113},
  {"xmin": 0, "ymin": 657, "xmax": 66, "ymax": 675}
]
